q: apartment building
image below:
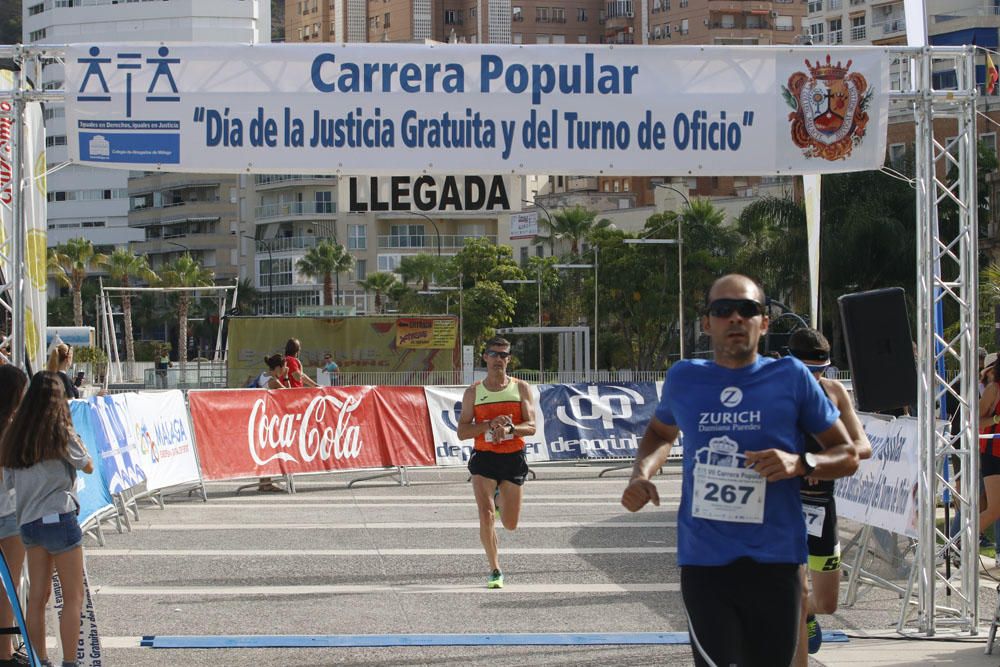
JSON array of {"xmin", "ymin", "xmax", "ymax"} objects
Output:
[{"xmin": 23, "ymin": 0, "xmax": 269, "ymax": 254}]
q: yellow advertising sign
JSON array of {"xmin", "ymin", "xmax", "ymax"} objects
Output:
[
  {"xmin": 396, "ymin": 318, "xmax": 458, "ymax": 349},
  {"xmin": 227, "ymin": 316, "xmax": 458, "ymax": 387}
]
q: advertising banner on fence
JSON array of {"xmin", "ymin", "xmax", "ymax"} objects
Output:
[
  {"xmin": 425, "ymin": 382, "xmax": 665, "ymax": 465},
  {"xmin": 396, "ymin": 318, "xmax": 458, "ymax": 350},
  {"xmin": 540, "ymin": 382, "xmax": 664, "ymax": 461},
  {"xmin": 68, "ymin": 401, "xmax": 114, "ymax": 526},
  {"xmin": 227, "ymin": 316, "xmax": 459, "ymax": 388},
  {"xmin": 64, "ymin": 44, "xmax": 889, "ymax": 176},
  {"xmin": 188, "ymin": 387, "xmax": 435, "ymax": 480},
  {"xmin": 835, "ymin": 414, "xmax": 921, "ymax": 538},
  {"xmin": 124, "ymin": 390, "xmax": 201, "ymax": 491},
  {"xmin": 424, "ymin": 385, "xmax": 549, "ymax": 466},
  {"xmin": 88, "ymin": 395, "xmax": 145, "ymax": 496}
]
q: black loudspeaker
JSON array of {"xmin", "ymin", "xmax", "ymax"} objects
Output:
[{"xmin": 838, "ymin": 287, "xmax": 917, "ymax": 413}]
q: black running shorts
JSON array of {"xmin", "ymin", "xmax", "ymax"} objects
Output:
[
  {"xmin": 467, "ymin": 449, "xmax": 529, "ymax": 486},
  {"xmin": 803, "ymin": 493, "xmax": 841, "ymax": 573},
  {"xmin": 682, "ymin": 558, "xmax": 802, "ymax": 667},
  {"xmin": 982, "ymin": 451, "xmax": 1000, "ymax": 478}
]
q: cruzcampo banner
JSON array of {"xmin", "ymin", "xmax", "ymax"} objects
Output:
[
  {"xmin": 396, "ymin": 317, "xmax": 458, "ymax": 349},
  {"xmin": 227, "ymin": 316, "xmax": 459, "ymax": 388},
  {"xmin": 64, "ymin": 43, "xmax": 889, "ymax": 176}
]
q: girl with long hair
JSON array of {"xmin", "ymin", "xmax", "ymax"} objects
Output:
[
  {"xmin": 0, "ymin": 373, "xmax": 93, "ymax": 667},
  {"xmin": 0, "ymin": 366, "xmax": 28, "ymax": 666}
]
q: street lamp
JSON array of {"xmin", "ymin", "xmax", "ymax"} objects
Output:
[
  {"xmin": 163, "ymin": 239, "xmax": 190, "ymax": 255},
  {"xmin": 522, "ymin": 199, "xmax": 553, "ymax": 257},
  {"xmin": 418, "ymin": 278, "xmax": 464, "ymax": 372},
  {"xmin": 237, "ymin": 233, "xmax": 274, "ymax": 315},
  {"xmin": 624, "ymin": 182, "xmax": 690, "ymax": 359},
  {"xmin": 405, "ymin": 210, "xmax": 442, "ymax": 256}
]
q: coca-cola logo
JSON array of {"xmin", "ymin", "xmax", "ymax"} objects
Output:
[{"xmin": 248, "ymin": 394, "xmax": 363, "ymax": 466}]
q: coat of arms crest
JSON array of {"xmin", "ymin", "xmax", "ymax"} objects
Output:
[{"xmin": 782, "ymin": 56, "xmax": 872, "ymax": 161}]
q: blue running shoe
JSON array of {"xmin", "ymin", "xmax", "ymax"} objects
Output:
[
  {"xmin": 807, "ymin": 615, "xmax": 822, "ymax": 654},
  {"xmin": 487, "ymin": 569, "xmax": 504, "ymax": 589}
]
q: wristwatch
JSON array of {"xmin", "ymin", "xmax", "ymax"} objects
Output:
[
  {"xmin": 993, "ymin": 414, "xmax": 999, "ymax": 425},
  {"xmin": 800, "ymin": 451, "xmax": 818, "ymax": 476},
  {"xmin": 506, "ymin": 423, "xmax": 516, "ymax": 435}
]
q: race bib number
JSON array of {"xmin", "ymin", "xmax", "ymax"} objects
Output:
[
  {"xmin": 802, "ymin": 503, "xmax": 826, "ymax": 538},
  {"xmin": 692, "ymin": 464, "xmax": 766, "ymax": 524}
]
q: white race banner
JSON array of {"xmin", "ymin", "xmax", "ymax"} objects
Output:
[
  {"xmin": 64, "ymin": 44, "xmax": 889, "ymax": 176},
  {"xmin": 424, "ymin": 385, "xmax": 550, "ymax": 466},
  {"xmin": 835, "ymin": 414, "xmax": 922, "ymax": 538},
  {"xmin": 124, "ymin": 390, "xmax": 201, "ymax": 491}
]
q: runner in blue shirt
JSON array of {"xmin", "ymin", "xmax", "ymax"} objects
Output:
[{"xmin": 621, "ymin": 274, "xmax": 859, "ymax": 667}]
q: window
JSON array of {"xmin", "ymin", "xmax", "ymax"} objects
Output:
[
  {"xmin": 552, "ymin": 8, "xmax": 565, "ymax": 22},
  {"xmin": 28, "ymin": 4, "xmax": 44, "ymax": 16},
  {"xmin": 828, "ymin": 18, "xmax": 842, "ymax": 44},
  {"xmin": 260, "ymin": 257, "xmax": 293, "ymax": 288},
  {"xmin": 807, "ymin": 0, "xmax": 822, "ymax": 12},
  {"xmin": 444, "ymin": 9, "xmax": 460, "ymax": 24},
  {"xmin": 535, "ymin": 245, "xmax": 544, "ymax": 257},
  {"xmin": 29, "ymin": 29, "xmax": 46, "ymax": 42},
  {"xmin": 384, "ymin": 13, "xmax": 390, "ymax": 28},
  {"xmin": 850, "ymin": 15, "xmax": 866, "ymax": 41},
  {"xmin": 537, "ymin": 7, "xmax": 549, "ymax": 22},
  {"xmin": 513, "ymin": 5, "xmax": 523, "ymax": 21},
  {"xmin": 578, "ymin": 8, "xmax": 588, "ymax": 21},
  {"xmin": 809, "ymin": 23, "xmax": 824, "ymax": 42},
  {"xmin": 536, "ymin": 34, "xmax": 551, "ymax": 44},
  {"xmin": 315, "ymin": 191, "xmax": 333, "ymax": 213},
  {"xmin": 377, "ymin": 254, "xmax": 403, "ymax": 272},
  {"xmin": 355, "ymin": 259, "xmax": 367, "ymax": 281},
  {"xmin": 348, "ymin": 223, "xmax": 367, "ymax": 250},
  {"xmin": 828, "ymin": 0, "xmax": 842, "ymax": 9},
  {"xmin": 513, "ymin": 32, "xmax": 524, "ymax": 43},
  {"xmin": 519, "ymin": 246, "xmax": 529, "ymax": 265},
  {"xmin": 888, "ymin": 143, "xmax": 906, "ymax": 168},
  {"xmin": 389, "ymin": 224, "xmax": 425, "ymax": 248},
  {"xmin": 680, "ymin": 18, "xmax": 689, "ymax": 34},
  {"xmin": 577, "ymin": 35, "xmax": 588, "ymax": 43},
  {"xmin": 981, "ymin": 133, "xmax": 998, "ymax": 157},
  {"xmin": 45, "ymin": 135, "xmax": 67, "ymax": 147}
]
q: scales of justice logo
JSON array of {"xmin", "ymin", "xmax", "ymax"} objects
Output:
[{"xmin": 782, "ymin": 55, "xmax": 872, "ymax": 161}]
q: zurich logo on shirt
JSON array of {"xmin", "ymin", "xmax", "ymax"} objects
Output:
[{"xmin": 720, "ymin": 386, "xmax": 743, "ymax": 408}]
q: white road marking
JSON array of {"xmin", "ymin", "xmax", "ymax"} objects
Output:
[
  {"xmin": 92, "ymin": 582, "xmax": 682, "ymax": 596},
  {"xmin": 86, "ymin": 546, "xmax": 678, "ymax": 557},
  {"xmin": 128, "ymin": 521, "xmax": 677, "ymax": 530}
]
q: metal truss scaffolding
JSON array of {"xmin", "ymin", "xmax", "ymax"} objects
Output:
[{"xmin": 0, "ymin": 44, "xmax": 984, "ymax": 635}]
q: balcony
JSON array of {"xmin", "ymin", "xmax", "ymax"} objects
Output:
[
  {"xmin": 850, "ymin": 25, "xmax": 867, "ymax": 40},
  {"xmin": 828, "ymin": 28, "xmax": 844, "ymax": 43},
  {"xmin": 129, "ymin": 200, "xmax": 231, "ymax": 227},
  {"xmin": 377, "ymin": 234, "xmax": 497, "ymax": 250},
  {"xmin": 255, "ymin": 201, "xmax": 337, "ymax": 220},
  {"xmin": 710, "ymin": 20, "xmax": 773, "ymax": 30},
  {"xmin": 874, "ymin": 17, "xmax": 905, "ymax": 36},
  {"xmin": 254, "ymin": 174, "xmax": 336, "ymax": 189},
  {"xmin": 252, "ymin": 235, "xmax": 321, "ymax": 254},
  {"xmin": 132, "ymin": 232, "xmax": 236, "ymax": 256}
]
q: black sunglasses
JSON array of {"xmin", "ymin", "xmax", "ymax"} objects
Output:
[
  {"xmin": 705, "ymin": 298, "xmax": 765, "ymax": 318},
  {"xmin": 484, "ymin": 350, "xmax": 512, "ymax": 359}
]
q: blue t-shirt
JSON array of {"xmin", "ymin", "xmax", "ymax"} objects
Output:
[{"xmin": 655, "ymin": 356, "xmax": 839, "ymax": 567}]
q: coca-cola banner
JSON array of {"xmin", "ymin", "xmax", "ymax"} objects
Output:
[
  {"xmin": 188, "ymin": 386, "xmax": 435, "ymax": 480},
  {"xmin": 124, "ymin": 391, "xmax": 202, "ymax": 492}
]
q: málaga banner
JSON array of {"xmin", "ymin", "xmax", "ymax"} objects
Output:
[
  {"xmin": 64, "ymin": 44, "xmax": 889, "ymax": 176},
  {"xmin": 124, "ymin": 390, "xmax": 202, "ymax": 492},
  {"xmin": 188, "ymin": 386, "xmax": 435, "ymax": 480}
]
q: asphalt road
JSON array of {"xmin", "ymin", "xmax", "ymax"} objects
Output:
[{"xmin": 66, "ymin": 464, "xmax": 995, "ymax": 666}]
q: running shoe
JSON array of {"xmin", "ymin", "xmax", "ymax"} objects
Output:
[
  {"xmin": 487, "ymin": 569, "xmax": 504, "ymax": 589},
  {"xmin": 806, "ymin": 615, "xmax": 822, "ymax": 654}
]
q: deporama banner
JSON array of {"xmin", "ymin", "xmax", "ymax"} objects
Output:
[
  {"xmin": 68, "ymin": 401, "xmax": 115, "ymax": 527},
  {"xmin": 87, "ymin": 395, "xmax": 146, "ymax": 496},
  {"xmin": 188, "ymin": 386, "xmax": 435, "ymax": 481},
  {"xmin": 64, "ymin": 44, "xmax": 889, "ymax": 176},
  {"xmin": 835, "ymin": 414, "xmax": 922, "ymax": 539},
  {"xmin": 425, "ymin": 382, "xmax": 666, "ymax": 466},
  {"xmin": 423, "ymin": 385, "xmax": 550, "ymax": 466},
  {"xmin": 124, "ymin": 390, "xmax": 201, "ymax": 492}
]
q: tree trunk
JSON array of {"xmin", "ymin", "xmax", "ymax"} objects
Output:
[
  {"xmin": 375, "ymin": 291, "xmax": 383, "ymax": 313},
  {"xmin": 323, "ymin": 273, "xmax": 333, "ymax": 306},
  {"xmin": 72, "ymin": 285, "xmax": 83, "ymax": 327},
  {"xmin": 123, "ymin": 291, "xmax": 136, "ymax": 379},
  {"xmin": 178, "ymin": 297, "xmax": 189, "ymax": 376}
]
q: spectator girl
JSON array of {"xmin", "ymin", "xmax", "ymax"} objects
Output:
[{"xmin": 0, "ymin": 372, "xmax": 93, "ymax": 667}]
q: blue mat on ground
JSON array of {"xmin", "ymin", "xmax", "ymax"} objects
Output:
[{"xmin": 141, "ymin": 631, "xmax": 849, "ymax": 648}]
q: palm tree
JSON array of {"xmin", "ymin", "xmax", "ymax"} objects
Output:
[
  {"xmin": 48, "ymin": 237, "xmax": 108, "ymax": 326},
  {"xmin": 535, "ymin": 205, "xmax": 611, "ymax": 257},
  {"xmin": 296, "ymin": 240, "xmax": 353, "ymax": 306},
  {"xmin": 398, "ymin": 253, "xmax": 445, "ymax": 291},
  {"xmin": 157, "ymin": 254, "xmax": 214, "ymax": 372},
  {"xmin": 358, "ymin": 272, "xmax": 399, "ymax": 314},
  {"xmin": 735, "ymin": 196, "xmax": 809, "ymax": 310},
  {"xmin": 106, "ymin": 248, "xmax": 157, "ymax": 379}
]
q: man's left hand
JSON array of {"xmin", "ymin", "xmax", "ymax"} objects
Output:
[{"xmin": 744, "ymin": 449, "xmax": 802, "ymax": 482}]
